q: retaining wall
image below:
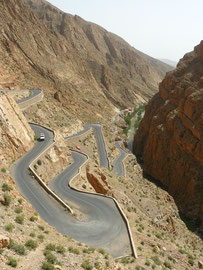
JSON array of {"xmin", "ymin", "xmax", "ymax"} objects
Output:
[{"xmin": 29, "ymin": 123, "xmax": 73, "ymax": 214}]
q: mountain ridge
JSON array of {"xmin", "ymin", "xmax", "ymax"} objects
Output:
[{"xmin": 159, "ymin": 59, "xmax": 177, "ymax": 67}]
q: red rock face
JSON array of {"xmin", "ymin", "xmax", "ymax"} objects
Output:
[{"xmin": 134, "ymin": 41, "xmax": 203, "ymax": 227}]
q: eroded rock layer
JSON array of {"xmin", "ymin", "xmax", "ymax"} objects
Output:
[
  {"xmin": 134, "ymin": 41, "xmax": 203, "ymax": 227},
  {"xmin": 0, "ymin": 92, "xmax": 34, "ymax": 167}
]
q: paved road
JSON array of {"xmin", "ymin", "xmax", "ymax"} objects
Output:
[
  {"xmin": 65, "ymin": 124, "xmax": 109, "ymax": 169},
  {"xmin": 113, "ymin": 141, "xmax": 128, "ymax": 176},
  {"xmin": 111, "ymin": 111, "xmax": 129, "ymax": 176},
  {"xmin": 85, "ymin": 124, "xmax": 109, "ymax": 168},
  {"xmin": 11, "ymin": 92, "xmax": 132, "ymax": 257},
  {"xmin": 16, "ymin": 89, "xmax": 41, "ymax": 104}
]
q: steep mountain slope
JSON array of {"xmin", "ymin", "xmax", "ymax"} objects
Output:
[
  {"xmin": 21, "ymin": 0, "xmax": 172, "ymax": 108},
  {"xmin": 134, "ymin": 41, "xmax": 203, "ymax": 227},
  {"xmin": 0, "ymin": 0, "xmax": 114, "ymax": 122}
]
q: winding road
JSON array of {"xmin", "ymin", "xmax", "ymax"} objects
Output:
[
  {"xmin": 113, "ymin": 141, "xmax": 128, "ymax": 176},
  {"xmin": 11, "ymin": 90, "xmax": 134, "ymax": 258}
]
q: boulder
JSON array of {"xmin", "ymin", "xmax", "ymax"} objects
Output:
[
  {"xmin": 198, "ymin": 261, "xmax": 203, "ymax": 269},
  {"xmin": 55, "ymin": 266, "xmax": 62, "ymax": 270},
  {"xmin": 0, "ymin": 235, "xmax": 9, "ymax": 248},
  {"xmin": 54, "ymin": 91, "xmax": 63, "ymax": 103}
]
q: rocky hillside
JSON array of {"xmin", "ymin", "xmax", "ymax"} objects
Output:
[
  {"xmin": 0, "ymin": 91, "xmax": 34, "ymax": 168},
  {"xmin": 133, "ymin": 41, "xmax": 203, "ymax": 228},
  {"xmin": 23, "ymin": 0, "xmax": 173, "ymax": 104},
  {"xmin": 0, "ymin": 0, "xmax": 172, "ymax": 124}
]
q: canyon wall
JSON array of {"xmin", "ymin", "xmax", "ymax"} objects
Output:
[{"xmin": 134, "ymin": 41, "xmax": 203, "ymax": 227}]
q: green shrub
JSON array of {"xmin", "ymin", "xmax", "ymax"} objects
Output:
[
  {"xmin": 38, "ymin": 225, "xmax": 44, "ymax": 231},
  {"xmin": 30, "ymin": 216, "xmax": 38, "ymax": 222},
  {"xmin": 15, "ymin": 215, "xmax": 24, "ymax": 224},
  {"xmin": 145, "ymin": 260, "xmax": 150, "ymax": 266},
  {"xmin": 81, "ymin": 259, "xmax": 93, "ymax": 270},
  {"xmin": 164, "ymin": 261, "xmax": 172, "ymax": 269},
  {"xmin": 8, "ymin": 239, "xmax": 25, "ymax": 255},
  {"xmin": 25, "ymin": 239, "xmax": 38, "ymax": 250},
  {"xmin": 152, "ymin": 247, "xmax": 158, "ymax": 253},
  {"xmin": 187, "ymin": 253, "xmax": 194, "ymax": 260},
  {"xmin": 155, "ymin": 233, "xmax": 162, "ymax": 239},
  {"xmin": 121, "ymin": 257, "xmax": 130, "ymax": 264},
  {"xmin": 135, "ymin": 266, "xmax": 144, "ymax": 270},
  {"xmin": 188, "ymin": 259, "xmax": 194, "ymax": 266},
  {"xmin": 5, "ymin": 223, "xmax": 15, "ymax": 232},
  {"xmin": 44, "ymin": 251, "xmax": 57, "ymax": 264},
  {"xmin": 14, "ymin": 207, "xmax": 23, "ymax": 214},
  {"xmin": 3, "ymin": 193, "xmax": 11, "ymax": 206},
  {"xmin": 94, "ymin": 261, "xmax": 100, "ymax": 269},
  {"xmin": 45, "ymin": 243, "xmax": 56, "ymax": 251},
  {"xmin": 14, "ymin": 244, "xmax": 25, "ymax": 255},
  {"xmin": 30, "ymin": 232, "xmax": 36, "ymax": 238},
  {"xmin": 7, "ymin": 257, "xmax": 17, "ymax": 268},
  {"xmin": 2, "ymin": 183, "xmax": 12, "ymax": 192},
  {"xmin": 68, "ymin": 246, "xmax": 79, "ymax": 254},
  {"xmin": 179, "ymin": 248, "xmax": 186, "ymax": 254},
  {"xmin": 8, "ymin": 238, "xmax": 15, "ymax": 249},
  {"xmin": 38, "ymin": 234, "xmax": 44, "ymax": 242},
  {"xmin": 56, "ymin": 245, "xmax": 66, "ymax": 254},
  {"xmin": 104, "ymin": 254, "xmax": 109, "ymax": 259},
  {"xmin": 41, "ymin": 262, "xmax": 55, "ymax": 270},
  {"xmin": 151, "ymin": 256, "xmax": 161, "ymax": 265},
  {"xmin": 83, "ymin": 247, "xmax": 95, "ymax": 254},
  {"xmin": 98, "ymin": 248, "xmax": 105, "ymax": 255},
  {"xmin": 137, "ymin": 228, "xmax": 142, "ymax": 233},
  {"xmin": 1, "ymin": 168, "xmax": 6, "ymax": 173},
  {"xmin": 37, "ymin": 160, "xmax": 42, "ymax": 165},
  {"xmin": 18, "ymin": 198, "xmax": 23, "ymax": 204},
  {"xmin": 0, "ymin": 248, "xmax": 4, "ymax": 254}
]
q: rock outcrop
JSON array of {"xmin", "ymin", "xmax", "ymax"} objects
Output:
[
  {"xmin": 0, "ymin": 235, "xmax": 9, "ymax": 248},
  {"xmin": 133, "ymin": 41, "xmax": 203, "ymax": 227},
  {"xmin": 0, "ymin": 91, "xmax": 34, "ymax": 167},
  {"xmin": 86, "ymin": 164, "xmax": 113, "ymax": 196}
]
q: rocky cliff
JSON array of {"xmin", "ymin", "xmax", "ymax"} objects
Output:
[
  {"xmin": 0, "ymin": 0, "xmax": 172, "ymax": 123},
  {"xmin": 0, "ymin": 91, "xmax": 34, "ymax": 168},
  {"xmin": 133, "ymin": 41, "xmax": 203, "ymax": 227}
]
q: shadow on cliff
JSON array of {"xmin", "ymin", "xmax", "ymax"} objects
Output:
[
  {"xmin": 136, "ymin": 157, "xmax": 203, "ymax": 240},
  {"xmin": 179, "ymin": 213, "xmax": 203, "ymax": 240}
]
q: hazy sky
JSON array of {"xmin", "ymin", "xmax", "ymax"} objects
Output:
[{"xmin": 47, "ymin": 0, "xmax": 202, "ymax": 62}]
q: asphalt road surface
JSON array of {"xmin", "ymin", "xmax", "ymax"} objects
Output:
[
  {"xmin": 65, "ymin": 124, "xmax": 109, "ymax": 169},
  {"xmin": 113, "ymin": 141, "xmax": 128, "ymax": 176},
  {"xmin": 11, "ymin": 124, "xmax": 131, "ymax": 257},
  {"xmin": 16, "ymin": 89, "xmax": 41, "ymax": 104}
]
